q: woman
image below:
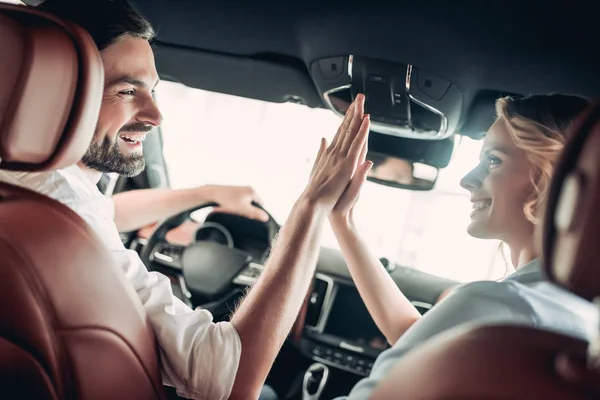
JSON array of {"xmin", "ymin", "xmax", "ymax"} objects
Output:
[
  {"xmin": 333, "ymin": 94, "xmax": 600, "ymax": 400},
  {"xmin": 330, "ymin": 94, "xmax": 592, "ymax": 346}
]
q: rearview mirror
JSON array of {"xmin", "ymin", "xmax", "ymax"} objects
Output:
[{"xmin": 366, "ymin": 151, "xmax": 438, "ymax": 191}]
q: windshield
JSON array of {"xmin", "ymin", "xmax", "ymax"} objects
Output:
[{"xmin": 156, "ymin": 81, "xmax": 509, "ymax": 282}]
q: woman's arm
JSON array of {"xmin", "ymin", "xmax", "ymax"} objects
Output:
[{"xmin": 329, "ymin": 157, "xmax": 420, "ymax": 345}]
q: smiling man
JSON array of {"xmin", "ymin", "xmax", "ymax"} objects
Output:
[
  {"xmin": 80, "ymin": 16, "xmax": 268, "ymax": 232},
  {"xmin": 0, "ymin": 1, "xmax": 373, "ymax": 399}
]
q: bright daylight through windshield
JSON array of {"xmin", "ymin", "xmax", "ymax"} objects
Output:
[{"xmin": 156, "ymin": 81, "xmax": 509, "ymax": 282}]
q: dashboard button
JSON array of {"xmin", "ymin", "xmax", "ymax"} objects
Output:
[
  {"xmin": 357, "ymin": 359, "xmax": 365, "ymax": 366},
  {"xmin": 367, "ymin": 361, "xmax": 374, "ymax": 369}
]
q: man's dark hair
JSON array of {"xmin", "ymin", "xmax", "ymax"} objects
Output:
[{"xmin": 37, "ymin": 0, "xmax": 154, "ymax": 51}]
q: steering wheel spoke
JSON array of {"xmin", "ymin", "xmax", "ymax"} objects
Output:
[{"xmin": 150, "ymin": 242, "xmax": 185, "ymax": 270}]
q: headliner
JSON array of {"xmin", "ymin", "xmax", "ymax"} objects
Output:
[{"xmin": 132, "ymin": 0, "xmax": 599, "ymax": 134}]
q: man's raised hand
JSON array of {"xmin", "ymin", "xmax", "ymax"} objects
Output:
[{"xmin": 301, "ymin": 94, "xmax": 370, "ymax": 212}]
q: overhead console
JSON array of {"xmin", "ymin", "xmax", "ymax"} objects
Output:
[{"xmin": 311, "ymin": 56, "xmax": 463, "ymax": 140}]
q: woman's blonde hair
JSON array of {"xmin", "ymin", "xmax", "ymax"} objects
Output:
[{"xmin": 495, "ymin": 94, "xmax": 590, "ymax": 224}]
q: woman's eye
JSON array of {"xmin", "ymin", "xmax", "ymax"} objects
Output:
[{"xmin": 487, "ymin": 155, "xmax": 502, "ymax": 168}]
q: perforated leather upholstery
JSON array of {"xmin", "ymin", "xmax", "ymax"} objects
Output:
[{"xmin": 0, "ymin": 4, "xmax": 165, "ymax": 399}]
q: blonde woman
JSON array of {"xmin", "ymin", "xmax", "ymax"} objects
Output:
[{"xmin": 332, "ymin": 94, "xmax": 599, "ymax": 400}]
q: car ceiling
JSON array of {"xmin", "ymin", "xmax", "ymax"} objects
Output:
[{"xmin": 132, "ymin": 0, "xmax": 599, "ymax": 135}]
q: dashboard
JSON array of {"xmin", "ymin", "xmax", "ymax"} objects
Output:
[
  {"xmin": 142, "ymin": 211, "xmax": 456, "ymax": 377},
  {"xmin": 299, "ymin": 274, "xmax": 433, "ymax": 376}
]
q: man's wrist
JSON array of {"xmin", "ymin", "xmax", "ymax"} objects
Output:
[
  {"xmin": 294, "ymin": 193, "xmax": 329, "ymax": 221},
  {"xmin": 192, "ymin": 184, "xmax": 217, "ymax": 204}
]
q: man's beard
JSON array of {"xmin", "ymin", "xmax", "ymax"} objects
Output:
[{"xmin": 81, "ymin": 126, "xmax": 148, "ymax": 177}]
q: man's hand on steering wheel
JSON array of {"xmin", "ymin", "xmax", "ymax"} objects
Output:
[{"xmin": 206, "ymin": 185, "xmax": 269, "ymax": 222}]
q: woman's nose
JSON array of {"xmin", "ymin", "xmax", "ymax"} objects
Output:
[{"xmin": 460, "ymin": 166, "xmax": 482, "ymax": 191}]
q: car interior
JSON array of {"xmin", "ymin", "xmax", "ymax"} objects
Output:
[{"xmin": 1, "ymin": 1, "xmax": 600, "ymax": 399}]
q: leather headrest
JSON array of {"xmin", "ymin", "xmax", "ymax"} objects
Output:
[
  {"xmin": 0, "ymin": 3, "xmax": 103, "ymax": 171},
  {"xmin": 542, "ymin": 100, "xmax": 600, "ymax": 301}
]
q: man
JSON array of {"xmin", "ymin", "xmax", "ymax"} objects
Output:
[{"xmin": 0, "ymin": 1, "xmax": 372, "ymax": 399}]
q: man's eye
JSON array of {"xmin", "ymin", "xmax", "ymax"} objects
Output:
[{"xmin": 119, "ymin": 89, "xmax": 136, "ymax": 96}]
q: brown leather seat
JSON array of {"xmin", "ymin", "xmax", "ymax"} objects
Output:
[
  {"xmin": 370, "ymin": 102, "xmax": 600, "ymax": 399},
  {"xmin": 0, "ymin": 4, "xmax": 164, "ymax": 399}
]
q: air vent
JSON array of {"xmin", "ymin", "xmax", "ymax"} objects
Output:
[{"xmin": 305, "ymin": 276, "xmax": 331, "ymax": 329}]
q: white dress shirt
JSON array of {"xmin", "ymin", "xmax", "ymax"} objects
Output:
[
  {"xmin": 0, "ymin": 165, "xmax": 242, "ymax": 400},
  {"xmin": 334, "ymin": 258, "xmax": 598, "ymax": 399}
]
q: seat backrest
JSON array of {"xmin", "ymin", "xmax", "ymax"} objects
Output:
[
  {"xmin": 0, "ymin": 4, "xmax": 164, "ymax": 399},
  {"xmin": 370, "ymin": 101, "xmax": 600, "ymax": 399}
]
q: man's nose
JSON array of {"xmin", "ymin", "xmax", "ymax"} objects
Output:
[{"xmin": 137, "ymin": 96, "xmax": 163, "ymax": 127}]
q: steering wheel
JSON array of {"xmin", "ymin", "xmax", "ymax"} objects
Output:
[{"xmin": 140, "ymin": 202, "xmax": 278, "ymax": 301}]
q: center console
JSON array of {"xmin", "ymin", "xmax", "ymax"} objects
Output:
[{"xmin": 300, "ymin": 274, "xmax": 399, "ymax": 376}]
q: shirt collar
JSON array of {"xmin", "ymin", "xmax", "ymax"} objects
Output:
[{"xmin": 502, "ymin": 258, "xmax": 546, "ymax": 284}]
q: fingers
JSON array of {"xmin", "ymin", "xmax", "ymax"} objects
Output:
[
  {"xmin": 348, "ymin": 115, "xmax": 370, "ymax": 164},
  {"xmin": 318, "ymin": 137, "xmax": 327, "ymax": 160},
  {"xmin": 357, "ymin": 124, "xmax": 369, "ymax": 166},
  {"xmin": 346, "ymin": 161, "xmax": 373, "ymax": 201},
  {"xmin": 332, "ymin": 161, "xmax": 373, "ymax": 215},
  {"xmin": 330, "ymin": 99, "xmax": 356, "ymax": 150},
  {"xmin": 341, "ymin": 94, "xmax": 366, "ymax": 153},
  {"xmin": 311, "ymin": 137, "xmax": 328, "ymax": 174},
  {"xmin": 253, "ymin": 208, "xmax": 270, "ymax": 222},
  {"xmin": 253, "ymin": 194, "xmax": 265, "ymax": 207}
]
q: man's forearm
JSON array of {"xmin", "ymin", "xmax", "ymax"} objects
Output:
[
  {"xmin": 229, "ymin": 197, "xmax": 326, "ymax": 399},
  {"xmin": 330, "ymin": 217, "xmax": 420, "ymax": 345},
  {"xmin": 112, "ymin": 186, "xmax": 214, "ymax": 232}
]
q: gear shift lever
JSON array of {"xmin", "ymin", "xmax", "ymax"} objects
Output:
[{"xmin": 302, "ymin": 363, "xmax": 329, "ymax": 400}]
